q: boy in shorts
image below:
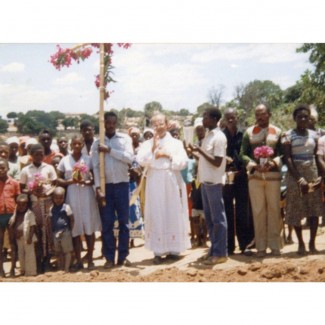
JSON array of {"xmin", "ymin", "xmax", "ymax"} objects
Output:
[{"xmin": 49, "ymin": 187, "xmax": 74, "ymax": 273}]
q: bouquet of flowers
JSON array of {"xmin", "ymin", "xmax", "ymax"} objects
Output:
[
  {"xmin": 254, "ymin": 146, "xmax": 274, "ymax": 166},
  {"xmin": 27, "ymin": 172, "xmax": 46, "ymax": 191},
  {"xmin": 27, "ymin": 172, "xmax": 53, "ymax": 196},
  {"xmin": 72, "ymin": 162, "xmax": 89, "ymax": 182}
]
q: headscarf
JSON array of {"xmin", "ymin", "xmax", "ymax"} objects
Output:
[{"xmin": 128, "ymin": 127, "xmax": 141, "ymax": 136}]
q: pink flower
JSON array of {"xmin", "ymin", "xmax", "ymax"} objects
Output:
[
  {"xmin": 254, "ymin": 146, "xmax": 274, "ymax": 159},
  {"xmin": 117, "ymin": 43, "xmax": 131, "ymax": 49},
  {"xmin": 73, "ymin": 162, "xmax": 88, "ymax": 174},
  {"xmin": 81, "ymin": 47, "xmax": 92, "ymax": 59},
  {"xmin": 27, "ymin": 172, "xmax": 46, "ymax": 191},
  {"xmin": 50, "ymin": 43, "xmax": 131, "ymax": 101},
  {"xmin": 95, "ymin": 75, "xmax": 100, "ymax": 88}
]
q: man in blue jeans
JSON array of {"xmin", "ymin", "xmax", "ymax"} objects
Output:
[
  {"xmin": 92, "ymin": 111, "xmax": 134, "ymax": 268},
  {"xmin": 189, "ymin": 106, "xmax": 228, "ymax": 265}
]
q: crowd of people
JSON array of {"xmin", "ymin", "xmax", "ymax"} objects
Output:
[{"xmin": 0, "ymin": 103, "xmax": 325, "ymax": 278}]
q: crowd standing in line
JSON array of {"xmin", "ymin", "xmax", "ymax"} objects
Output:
[{"xmin": 1, "ymin": 103, "xmax": 325, "ymax": 277}]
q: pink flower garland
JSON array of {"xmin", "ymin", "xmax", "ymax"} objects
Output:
[{"xmin": 50, "ymin": 43, "xmax": 131, "ymax": 100}]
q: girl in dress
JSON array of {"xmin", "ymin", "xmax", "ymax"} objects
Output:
[{"xmin": 57, "ymin": 135, "xmax": 101, "ymax": 270}]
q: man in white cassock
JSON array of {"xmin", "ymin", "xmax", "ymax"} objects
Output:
[{"xmin": 136, "ymin": 114, "xmax": 191, "ymax": 264}]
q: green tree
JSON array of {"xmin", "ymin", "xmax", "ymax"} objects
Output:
[
  {"xmin": 283, "ymin": 82, "xmax": 304, "ymax": 103},
  {"xmin": 297, "ymin": 43, "xmax": 325, "ymax": 86},
  {"xmin": 62, "ymin": 117, "xmax": 79, "ymax": 130},
  {"xmin": 120, "ymin": 107, "xmax": 143, "ymax": 118},
  {"xmin": 79, "ymin": 114, "xmax": 99, "ymax": 133},
  {"xmin": 0, "ymin": 118, "xmax": 8, "ymax": 134},
  {"xmin": 178, "ymin": 108, "xmax": 190, "ymax": 116},
  {"xmin": 49, "ymin": 111, "xmax": 65, "ymax": 120},
  {"xmin": 296, "ymin": 44, "xmax": 325, "ymax": 125},
  {"xmin": 236, "ymin": 80, "xmax": 283, "ymax": 112},
  {"xmin": 7, "ymin": 112, "xmax": 18, "ymax": 119},
  {"xmin": 144, "ymin": 101, "xmax": 163, "ymax": 118},
  {"xmin": 14, "ymin": 110, "xmax": 63, "ymax": 135},
  {"xmin": 196, "ymin": 102, "xmax": 214, "ymax": 116}
]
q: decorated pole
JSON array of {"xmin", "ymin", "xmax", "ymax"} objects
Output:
[
  {"xmin": 49, "ymin": 42, "xmax": 131, "ymax": 200},
  {"xmin": 99, "ymin": 43, "xmax": 106, "ymax": 196}
]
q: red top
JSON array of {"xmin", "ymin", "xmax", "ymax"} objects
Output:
[
  {"xmin": 0, "ymin": 176, "xmax": 21, "ymax": 214},
  {"xmin": 43, "ymin": 151, "xmax": 63, "ymax": 165}
]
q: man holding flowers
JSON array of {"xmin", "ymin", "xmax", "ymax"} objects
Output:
[{"xmin": 239, "ymin": 104, "xmax": 283, "ymax": 257}]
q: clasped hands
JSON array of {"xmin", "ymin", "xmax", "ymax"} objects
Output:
[
  {"xmin": 253, "ymin": 160, "xmax": 276, "ymax": 173},
  {"xmin": 298, "ymin": 176, "xmax": 322, "ymax": 195},
  {"xmin": 152, "ymin": 136, "xmax": 171, "ymax": 160}
]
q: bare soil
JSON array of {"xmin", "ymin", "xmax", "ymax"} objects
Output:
[{"xmin": 2, "ymin": 228, "xmax": 325, "ymax": 282}]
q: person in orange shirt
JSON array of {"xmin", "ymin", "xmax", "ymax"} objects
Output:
[
  {"xmin": 38, "ymin": 129, "xmax": 62, "ymax": 164},
  {"xmin": 0, "ymin": 157, "xmax": 21, "ymax": 277}
]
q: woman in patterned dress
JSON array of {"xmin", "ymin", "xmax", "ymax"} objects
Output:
[{"xmin": 282, "ymin": 104, "xmax": 323, "ymax": 255}]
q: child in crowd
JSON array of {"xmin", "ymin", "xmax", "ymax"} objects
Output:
[
  {"xmin": 10, "ymin": 194, "xmax": 37, "ymax": 277},
  {"xmin": 49, "ymin": 187, "xmax": 74, "ymax": 273},
  {"xmin": 0, "ymin": 157, "xmax": 20, "ymax": 277},
  {"xmin": 51, "ymin": 154, "xmax": 63, "ymax": 176}
]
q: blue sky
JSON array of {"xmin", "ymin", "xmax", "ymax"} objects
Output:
[{"xmin": 0, "ymin": 43, "xmax": 312, "ymax": 117}]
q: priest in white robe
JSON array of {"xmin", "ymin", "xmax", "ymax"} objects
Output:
[{"xmin": 136, "ymin": 114, "xmax": 191, "ymax": 264}]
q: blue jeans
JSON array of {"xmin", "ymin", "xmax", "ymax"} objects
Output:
[
  {"xmin": 100, "ymin": 182, "xmax": 130, "ymax": 263},
  {"xmin": 201, "ymin": 182, "xmax": 228, "ymax": 257}
]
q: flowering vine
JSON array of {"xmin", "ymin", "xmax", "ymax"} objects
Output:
[{"xmin": 50, "ymin": 43, "xmax": 131, "ymax": 100}]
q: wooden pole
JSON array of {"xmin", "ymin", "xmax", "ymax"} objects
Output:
[{"xmin": 99, "ymin": 43, "xmax": 106, "ymax": 198}]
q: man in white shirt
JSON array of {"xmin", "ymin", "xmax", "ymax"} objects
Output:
[
  {"xmin": 92, "ymin": 111, "xmax": 134, "ymax": 268},
  {"xmin": 189, "ymin": 107, "xmax": 228, "ymax": 265}
]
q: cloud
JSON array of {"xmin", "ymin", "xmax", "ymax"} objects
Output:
[
  {"xmin": 230, "ymin": 64, "xmax": 239, "ymax": 68},
  {"xmin": 52, "ymin": 72, "xmax": 85, "ymax": 86},
  {"xmin": 271, "ymin": 75, "xmax": 296, "ymax": 89},
  {"xmin": 1, "ymin": 62, "xmax": 25, "ymax": 72},
  {"xmin": 190, "ymin": 44, "xmax": 306, "ymax": 64}
]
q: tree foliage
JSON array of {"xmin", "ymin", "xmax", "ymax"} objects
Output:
[
  {"xmin": 144, "ymin": 101, "xmax": 163, "ymax": 118},
  {"xmin": 296, "ymin": 44, "xmax": 325, "ymax": 125},
  {"xmin": 196, "ymin": 102, "xmax": 214, "ymax": 116},
  {"xmin": 297, "ymin": 43, "xmax": 325, "ymax": 86},
  {"xmin": 208, "ymin": 84, "xmax": 225, "ymax": 107},
  {"xmin": 0, "ymin": 118, "xmax": 8, "ymax": 134},
  {"xmin": 79, "ymin": 114, "xmax": 99, "ymax": 133},
  {"xmin": 15, "ymin": 110, "xmax": 62, "ymax": 135},
  {"xmin": 235, "ymin": 80, "xmax": 283, "ymax": 112},
  {"xmin": 7, "ymin": 112, "xmax": 18, "ymax": 119},
  {"xmin": 62, "ymin": 116, "xmax": 79, "ymax": 130}
]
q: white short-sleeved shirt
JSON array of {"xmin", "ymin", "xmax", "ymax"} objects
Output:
[
  {"xmin": 317, "ymin": 135, "xmax": 325, "ymax": 158},
  {"xmin": 198, "ymin": 127, "xmax": 227, "ymax": 184},
  {"xmin": 20, "ymin": 162, "xmax": 57, "ymax": 201}
]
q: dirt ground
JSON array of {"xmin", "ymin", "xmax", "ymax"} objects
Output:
[{"xmin": 2, "ymin": 226, "xmax": 325, "ymax": 282}]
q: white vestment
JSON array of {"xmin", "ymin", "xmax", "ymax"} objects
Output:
[{"xmin": 136, "ymin": 132, "xmax": 191, "ymax": 255}]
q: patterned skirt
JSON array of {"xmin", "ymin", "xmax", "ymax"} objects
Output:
[{"xmin": 285, "ymin": 160, "xmax": 324, "ymax": 226}]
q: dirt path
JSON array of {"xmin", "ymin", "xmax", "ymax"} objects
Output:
[{"xmin": 2, "ymin": 227, "xmax": 325, "ymax": 282}]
